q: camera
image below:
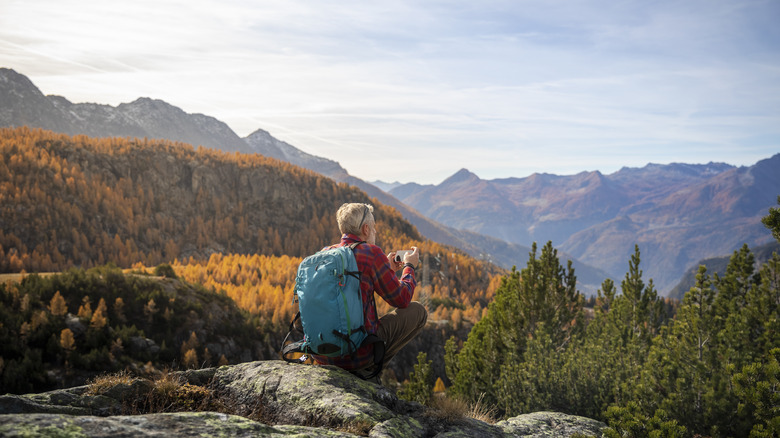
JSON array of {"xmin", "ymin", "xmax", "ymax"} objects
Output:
[{"xmin": 393, "ymin": 250, "xmax": 410, "ymax": 262}]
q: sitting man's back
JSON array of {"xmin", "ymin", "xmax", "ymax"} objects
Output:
[{"xmin": 311, "ymin": 203, "xmax": 428, "ymax": 379}]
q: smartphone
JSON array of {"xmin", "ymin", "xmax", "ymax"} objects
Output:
[{"xmin": 393, "ymin": 250, "xmax": 411, "ymax": 262}]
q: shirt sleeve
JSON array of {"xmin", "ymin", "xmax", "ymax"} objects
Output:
[{"xmin": 368, "ymin": 246, "xmax": 415, "ymax": 308}]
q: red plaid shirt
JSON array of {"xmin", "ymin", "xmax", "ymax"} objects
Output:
[{"xmin": 311, "ymin": 234, "xmax": 416, "ymax": 370}]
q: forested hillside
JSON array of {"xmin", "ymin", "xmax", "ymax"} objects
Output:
[
  {"xmin": 443, "ymin": 240, "xmax": 778, "ymax": 437},
  {"xmin": 0, "ymin": 127, "xmax": 502, "ymax": 391},
  {"xmin": 0, "ymin": 126, "xmax": 407, "ymax": 270}
]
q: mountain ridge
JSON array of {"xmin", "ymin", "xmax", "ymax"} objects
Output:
[{"xmin": 390, "ymin": 157, "xmax": 778, "ymax": 292}]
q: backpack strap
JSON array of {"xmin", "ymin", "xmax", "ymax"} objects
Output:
[
  {"xmin": 344, "ymin": 241, "xmax": 364, "ymax": 281},
  {"xmin": 348, "ymin": 335, "xmax": 385, "ymax": 381},
  {"xmin": 280, "ymin": 312, "xmax": 311, "ymax": 363}
]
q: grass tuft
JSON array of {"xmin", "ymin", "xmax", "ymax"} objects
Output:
[
  {"xmin": 466, "ymin": 393, "xmax": 497, "ymax": 424},
  {"xmin": 84, "ymin": 370, "xmax": 134, "ymax": 396},
  {"xmin": 426, "ymin": 393, "xmax": 497, "ymax": 425}
]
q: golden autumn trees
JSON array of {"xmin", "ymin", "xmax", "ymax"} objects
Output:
[{"xmin": 0, "ymin": 126, "xmax": 419, "ymax": 273}]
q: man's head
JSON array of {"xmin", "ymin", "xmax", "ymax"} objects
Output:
[{"xmin": 338, "ymin": 203, "xmax": 376, "ymax": 244}]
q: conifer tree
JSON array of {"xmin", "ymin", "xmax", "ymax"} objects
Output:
[
  {"xmin": 400, "ymin": 352, "xmax": 434, "ymax": 405},
  {"xmin": 77, "ymin": 296, "xmax": 92, "ymax": 321},
  {"xmin": 183, "ymin": 348, "xmax": 198, "ymax": 369},
  {"xmin": 448, "ymin": 241, "xmax": 582, "ymax": 414},
  {"xmin": 761, "ymin": 195, "xmax": 780, "ymax": 243},
  {"xmin": 731, "ymin": 348, "xmax": 780, "ymax": 437},
  {"xmin": 640, "ymin": 265, "xmax": 723, "ymax": 436},
  {"xmin": 90, "ymin": 298, "xmax": 108, "ymax": 329},
  {"xmin": 60, "ymin": 328, "xmax": 75, "ymax": 351},
  {"xmin": 48, "ymin": 291, "xmax": 67, "ymax": 317},
  {"xmin": 113, "ymin": 297, "xmax": 126, "ymax": 323},
  {"xmin": 713, "ymin": 245, "xmax": 759, "ymax": 368},
  {"xmin": 617, "ymin": 245, "xmax": 665, "ymax": 344}
]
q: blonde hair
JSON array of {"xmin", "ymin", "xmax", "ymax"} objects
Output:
[{"xmin": 337, "ymin": 203, "xmax": 374, "ymax": 235}]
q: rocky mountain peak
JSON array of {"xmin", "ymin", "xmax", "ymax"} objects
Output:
[
  {"xmin": 244, "ymin": 128, "xmax": 348, "ymax": 178},
  {"xmin": 441, "ymin": 168, "xmax": 480, "ymax": 186}
]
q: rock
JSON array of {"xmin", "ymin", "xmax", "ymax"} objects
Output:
[
  {"xmin": 0, "ymin": 360, "xmax": 607, "ymax": 437},
  {"xmin": 497, "ymin": 411, "xmax": 607, "ymax": 437},
  {"xmin": 65, "ymin": 313, "xmax": 87, "ymax": 338},
  {"xmin": 126, "ymin": 336, "xmax": 160, "ymax": 355},
  {"xmin": 0, "ymin": 412, "xmax": 357, "ymax": 437},
  {"xmin": 210, "ymin": 360, "xmax": 400, "ymax": 431}
]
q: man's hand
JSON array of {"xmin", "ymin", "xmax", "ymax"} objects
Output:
[
  {"xmin": 387, "ymin": 251, "xmax": 405, "ymax": 271},
  {"xmin": 403, "ymin": 246, "xmax": 420, "ymax": 268}
]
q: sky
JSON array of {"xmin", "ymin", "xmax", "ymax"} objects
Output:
[{"xmin": 1, "ymin": 0, "xmax": 778, "ymax": 185}]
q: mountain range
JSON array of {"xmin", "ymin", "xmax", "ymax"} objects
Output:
[
  {"xmin": 2, "ymin": 67, "xmax": 776, "ymax": 294},
  {"xmin": 387, "ymin": 157, "xmax": 779, "ymax": 291}
]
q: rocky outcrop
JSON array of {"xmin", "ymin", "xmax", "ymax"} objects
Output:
[{"xmin": 0, "ymin": 360, "xmax": 606, "ymax": 437}]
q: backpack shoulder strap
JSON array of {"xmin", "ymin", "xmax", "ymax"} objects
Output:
[{"xmin": 344, "ymin": 241, "xmax": 364, "ymax": 281}]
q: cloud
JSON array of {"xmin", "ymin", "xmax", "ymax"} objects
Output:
[{"xmin": 1, "ymin": 0, "xmax": 778, "ymax": 184}]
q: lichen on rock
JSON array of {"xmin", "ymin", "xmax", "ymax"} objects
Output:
[{"xmin": 0, "ymin": 360, "xmax": 607, "ymax": 437}]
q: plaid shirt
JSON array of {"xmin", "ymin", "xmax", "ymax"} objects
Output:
[{"xmin": 311, "ymin": 233, "xmax": 416, "ymax": 370}]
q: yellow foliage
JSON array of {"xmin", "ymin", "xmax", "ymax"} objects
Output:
[
  {"xmin": 48, "ymin": 291, "xmax": 67, "ymax": 316},
  {"xmin": 90, "ymin": 297, "xmax": 108, "ymax": 329},
  {"xmin": 183, "ymin": 348, "xmax": 198, "ymax": 369},
  {"xmin": 60, "ymin": 328, "xmax": 75, "ymax": 351},
  {"xmin": 434, "ymin": 377, "xmax": 446, "ymax": 393}
]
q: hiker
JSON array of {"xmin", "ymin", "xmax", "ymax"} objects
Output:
[{"xmin": 312, "ymin": 202, "xmax": 427, "ymax": 379}]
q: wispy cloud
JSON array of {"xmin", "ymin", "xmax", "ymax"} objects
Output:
[{"xmin": 1, "ymin": 0, "xmax": 778, "ymax": 184}]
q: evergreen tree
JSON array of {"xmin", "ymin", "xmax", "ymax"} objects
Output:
[
  {"xmin": 762, "ymin": 195, "xmax": 780, "ymax": 243},
  {"xmin": 713, "ymin": 245, "xmax": 759, "ymax": 368},
  {"xmin": 399, "ymin": 352, "xmax": 434, "ymax": 405},
  {"xmin": 731, "ymin": 348, "xmax": 780, "ymax": 437},
  {"xmin": 616, "ymin": 245, "xmax": 666, "ymax": 344},
  {"xmin": 571, "ymin": 247, "xmax": 666, "ymax": 420},
  {"xmin": 448, "ymin": 241, "xmax": 582, "ymax": 415},
  {"xmin": 640, "ymin": 266, "xmax": 725, "ymax": 436}
]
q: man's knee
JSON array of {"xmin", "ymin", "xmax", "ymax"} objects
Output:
[{"xmin": 406, "ymin": 301, "xmax": 428, "ymax": 329}]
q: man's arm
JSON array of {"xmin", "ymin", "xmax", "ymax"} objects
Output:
[{"xmin": 369, "ymin": 246, "xmax": 416, "ymax": 308}]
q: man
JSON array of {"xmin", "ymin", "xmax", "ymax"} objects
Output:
[{"xmin": 311, "ymin": 202, "xmax": 428, "ymax": 379}]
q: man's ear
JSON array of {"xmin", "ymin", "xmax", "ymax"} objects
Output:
[{"xmin": 360, "ymin": 223, "xmax": 371, "ymax": 239}]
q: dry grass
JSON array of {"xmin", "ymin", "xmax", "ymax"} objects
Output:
[
  {"xmin": 84, "ymin": 370, "xmax": 135, "ymax": 396},
  {"xmin": 136, "ymin": 370, "xmax": 225, "ymax": 414},
  {"xmin": 84, "ymin": 369, "xmax": 226, "ymax": 415},
  {"xmin": 466, "ymin": 393, "xmax": 497, "ymax": 424},
  {"xmin": 427, "ymin": 393, "xmax": 497, "ymax": 424}
]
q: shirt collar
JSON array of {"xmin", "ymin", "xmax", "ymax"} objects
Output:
[{"xmin": 341, "ymin": 233, "xmax": 362, "ymax": 244}]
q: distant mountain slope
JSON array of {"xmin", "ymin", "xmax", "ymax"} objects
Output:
[
  {"xmin": 391, "ymin": 157, "xmax": 779, "ymax": 294},
  {"xmin": 0, "ymin": 68, "xmax": 253, "ymax": 154},
  {"xmin": 667, "ymin": 241, "xmax": 780, "ymax": 300}
]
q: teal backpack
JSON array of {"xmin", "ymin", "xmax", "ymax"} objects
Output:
[{"xmin": 281, "ymin": 242, "xmax": 384, "ymax": 378}]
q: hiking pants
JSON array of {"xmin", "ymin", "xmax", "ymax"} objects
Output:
[{"xmin": 376, "ymin": 301, "xmax": 428, "ymax": 367}]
